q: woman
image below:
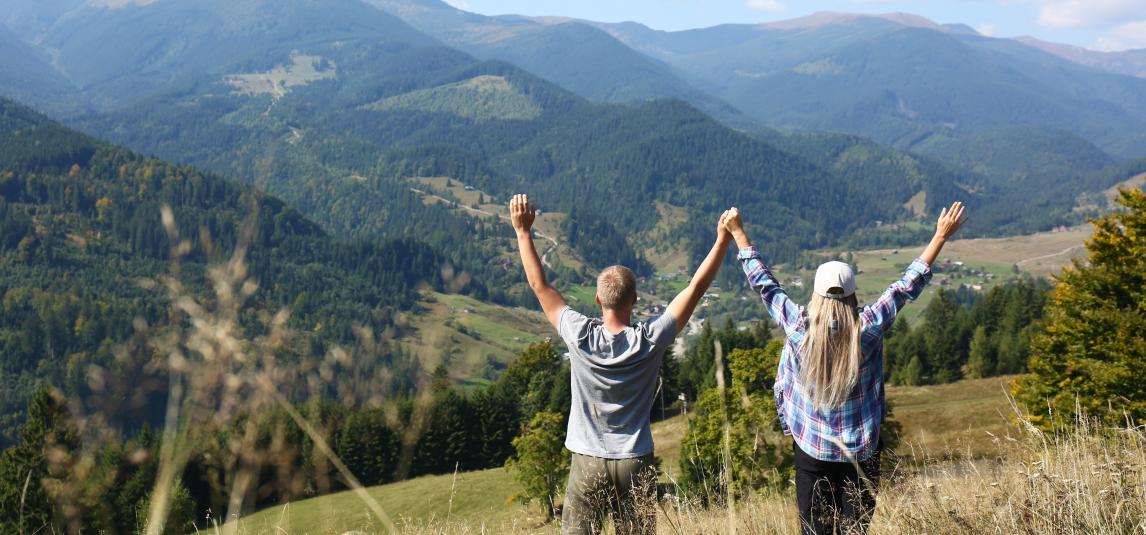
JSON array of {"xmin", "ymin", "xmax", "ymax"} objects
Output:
[{"xmin": 722, "ymin": 202, "xmax": 967, "ymax": 535}]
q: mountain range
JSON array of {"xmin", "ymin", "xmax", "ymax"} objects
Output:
[
  {"xmin": 0, "ymin": 0, "xmax": 1145, "ymax": 465},
  {"xmin": 0, "ymin": 0, "xmax": 1143, "ymax": 265}
]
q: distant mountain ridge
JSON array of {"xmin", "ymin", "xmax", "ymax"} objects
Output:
[
  {"xmin": 363, "ymin": 0, "xmax": 750, "ymax": 126},
  {"xmin": 1015, "ymin": 36, "xmax": 1146, "ymax": 79},
  {"xmin": 348, "ymin": 3, "xmax": 1146, "ymax": 177},
  {"xmin": 0, "ymin": 0, "xmax": 1139, "ymax": 269}
]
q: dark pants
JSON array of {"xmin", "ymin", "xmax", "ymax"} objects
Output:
[
  {"xmin": 793, "ymin": 441, "xmax": 880, "ymax": 535},
  {"xmin": 562, "ymin": 452, "xmax": 657, "ymax": 535}
]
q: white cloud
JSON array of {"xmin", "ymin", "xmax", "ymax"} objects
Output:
[
  {"xmin": 745, "ymin": 0, "xmax": 785, "ymax": 13},
  {"xmin": 1037, "ymin": 0, "xmax": 1146, "ymax": 29},
  {"xmin": 444, "ymin": 0, "xmax": 472, "ymax": 10},
  {"xmin": 975, "ymin": 22, "xmax": 997, "ymax": 36},
  {"xmin": 1093, "ymin": 20, "xmax": 1146, "ymax": 51}
]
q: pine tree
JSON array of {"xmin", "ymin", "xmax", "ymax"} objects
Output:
[
  {"xmin": 902, "ymin": 355, "xmax": 925, "ymax": 386},
  {"xmin": 965, "ymin": 325, "xmax": 994, "ymax": 378},
  {"xmin": 922, "ymin": 290, "xmax": 970, "ymax": 383},
  {"xmin": 336, "ymin": 408, "xmax": 398, "ymax": 486},
  {"xmin": 1014, "ymin": 189, "xmax": 1146, "ymax": 430},
  {"xmin": 0, "ymin": 389, "xmax": 78, "ymax": 533}
]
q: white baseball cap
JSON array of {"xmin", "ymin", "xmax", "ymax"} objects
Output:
[{"xmin": 814, "ymin": 261, "xmax": 856, "ymax": 299}]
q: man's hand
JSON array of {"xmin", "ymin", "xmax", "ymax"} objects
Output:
[
  {"xmin": 722, "ymin": 207, "xmax": 751, "ymax": 249},
  {"xmin": 510, "ymin": 193, "xmax": 566, "ymax": 327},
  {"xmin": 934, "ymin": 201, "xmax": 968, "ymax": 241},
  {"xmin": 717, "ymin": 208, "xmax": 731, "ymax": 238},
  {"xmin": 510, "ymin": 194, "xmax": 536, "ymax": 236}
]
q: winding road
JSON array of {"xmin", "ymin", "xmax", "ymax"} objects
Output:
[
  {"xmin": 1015, "ymin": 245, "xmax": 1085, "ymax": 267},
  {"xmin": 409, "ymin": 187, "xmax": 560, "ymax": 268}
]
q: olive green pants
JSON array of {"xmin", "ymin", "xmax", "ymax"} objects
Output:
[{"xmin": 561, "ymin": 452, "xmax": 657, "ymax": 535}]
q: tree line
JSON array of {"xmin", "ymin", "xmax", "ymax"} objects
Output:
[{"xmin": 0, "ymin": 341, "xmax": 569, "ymax": 533}]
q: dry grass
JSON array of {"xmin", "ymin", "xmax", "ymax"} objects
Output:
[
  {"xmin": 346, "ymin": 412, "xmax": 1145, "ymax": 535},
  {"xmin": 226, "ymin": 52, "xmax": 336, "ymax": 100},
  {"xmin": 888, "ymin": 376, "xmax": 1018, "ymax": 459},
  {"xmin": 852, "ymin": 226, "xmax": 1091, "ymax": 280},
  {"xmin": 870, "ymin": 419, "xmax": 1146, "ymax": 534}
]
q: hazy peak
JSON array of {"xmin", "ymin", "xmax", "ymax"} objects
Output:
[
  {"xmin": 86, "ymin": 0, "xmax": 159, "ymax": 9},
  {"xmin": 760, "ymin": 11, "xmax": 946, "ymax": 32}
]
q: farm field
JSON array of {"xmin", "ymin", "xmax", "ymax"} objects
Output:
[
  {"xmin": 823, "ymin": 226, "xmax": 1091, "ymax": 324},
  {"xmin": 403, "ymin": 292, "xmax": 551, "ymax": 387}
]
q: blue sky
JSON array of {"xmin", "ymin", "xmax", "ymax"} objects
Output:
[{"xmin": 446, "ymin": 0, "xmax": 1146, "ymax": 52}]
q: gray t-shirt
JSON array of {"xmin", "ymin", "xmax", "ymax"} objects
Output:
[{"xmin": 557, "ymin": 306, "xmax": 677, "ymax": 459}]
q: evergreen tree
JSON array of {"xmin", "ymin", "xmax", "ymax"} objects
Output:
[
  {"xmin": 902, "ymin": 355, "xmax": 925, "ymax": 386},
  {"xmin": 336, "ymin": 408, "xmax": 399, "ymax": 486},
  {"xmin": 922, "ymin": 289, "xmax": 970, "ymax": 383},
  {"xmin": 412, "ymin": 391, "xmax": 477, "ymax": 475},
  {"xmin": 472, "ymin": 386, "xmax": 519, "ymax": 466},
  {"xmin": 1015, "ymin": 189, "xmax": 1146, "ymax": 431},
  {"xmin": 0, "ymin": 389, "xmax": 77, "ymax": 533},
  {"xmin": 965, "ymin": 325, "xmax": 994, "ymax": 378},
  {"xmin": 135, "ymin": 478, "xmax": 196, "ymax": 535}
]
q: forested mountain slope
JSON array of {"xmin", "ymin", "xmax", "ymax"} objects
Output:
[
  {"xmin": 0, "ymin": 23, "xmax": 83, "ymax": 116},
  {"xmin": 593, "ymin": 13, "xmax": 1146, "ymax": 161},
  {"xmin": 0, "ymin": 98, "xmax": 472, "ymax": 445}
]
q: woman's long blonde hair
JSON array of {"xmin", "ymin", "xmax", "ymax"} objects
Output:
[{"xmin": 799, "ymin": 293, "xmax": 862, "ymax": 411}]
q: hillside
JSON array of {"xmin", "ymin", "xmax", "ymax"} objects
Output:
[
  {"xmin": 0, "ymin": 97, "xmax": 485, "ymax": 444},
  {"xmin": 1016, "ymin": 36, "xmax": 1146, "ymax": 79},
  {"xmin": 37, "ymin": 0, "xmax": 437, "ymax": 111},
  {"xmin": 234, "ymin": 376, "xmax": 1021, "ymax": 533},
  {"xmin": 0, "ymin": 24, "xmax": 83, "ymax": 116}
]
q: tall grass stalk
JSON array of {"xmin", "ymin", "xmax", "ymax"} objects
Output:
[{"xmin": 712, "ymin": 340, "xmax": 737, "ymax": 535}]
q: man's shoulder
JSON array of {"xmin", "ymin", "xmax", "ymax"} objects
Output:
[
  {"xmin": 636, "ymin": 312, "xmax": 677, "ymax": 345},
  {"xmin": 557, "ymin": 306, "xmax": 603, "ymax": 341}
]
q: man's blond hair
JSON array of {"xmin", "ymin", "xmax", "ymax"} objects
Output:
[{"xmin": 597, "ymin": 265, "xmax": 637, "ymax": 310}]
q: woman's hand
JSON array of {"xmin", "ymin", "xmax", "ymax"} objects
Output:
[
  {"xmin": 935, "ymin": 201, "xmax": 968, "ymax": 241},
  {"xmin": 920, "ymin": 201, "xmax": 969, "ymax": 265},
  {"xmin": 722, "ymin": 207, "xmax": 751, "ymax": 249}
]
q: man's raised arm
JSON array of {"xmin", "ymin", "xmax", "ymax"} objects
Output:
[
  {"xmin": 666, "ymin": 209, "xmax": 734, "ymax": 333},
  {"xmin": 511, "ymin": 194, "xmax": 567, "ymax": 328}
]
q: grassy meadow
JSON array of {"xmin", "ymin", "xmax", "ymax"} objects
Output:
[
  {"xmin": 402, "ymin": 292, "xmax": 551, "ymax": 387},
  {"xmin": 828, "ymin": 226, "xmax": 1090, "ymax": 324},
  {"xmin": 235, "ymin": 376, "xmax": 1034, "ymax": 534}
]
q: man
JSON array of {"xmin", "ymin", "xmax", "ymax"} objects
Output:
[{"xmin": 509, "ymin": 194, "xmax": 732, "ymax": 534}]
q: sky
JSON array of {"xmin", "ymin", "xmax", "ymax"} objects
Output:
[{"xmin": 445, "ymin": 0, "xmax": 1146, "ymax": 52}]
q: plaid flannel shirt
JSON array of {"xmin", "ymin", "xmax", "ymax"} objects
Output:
[{"xmin": 737, "ymin": 246, "xmax": 932, "ymax": 462}]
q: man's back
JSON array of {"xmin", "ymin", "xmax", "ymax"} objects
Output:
[{"xmin": 557, "ymin": 307, "xmax": 676, "ymax": 459}]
